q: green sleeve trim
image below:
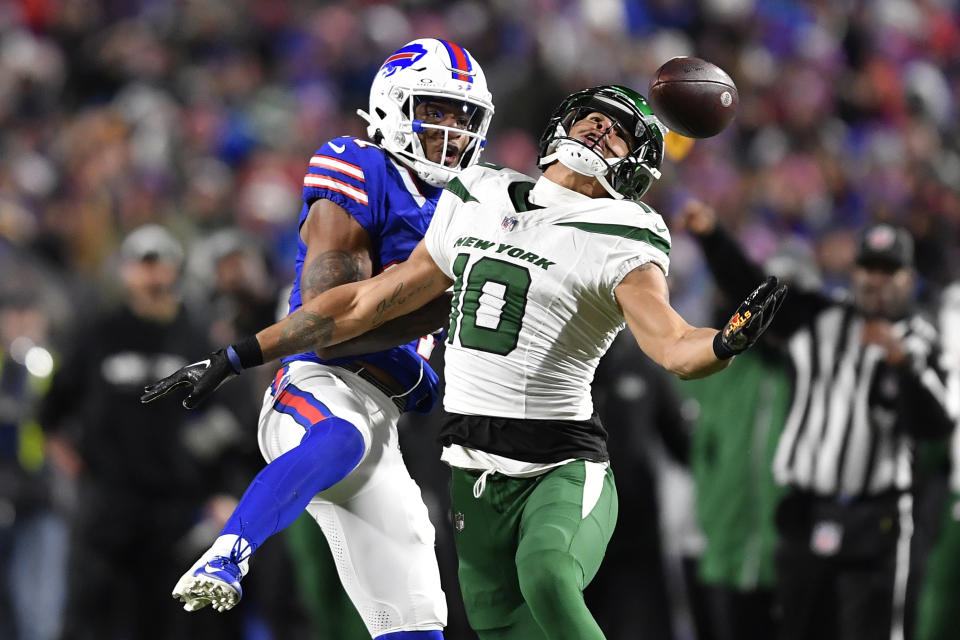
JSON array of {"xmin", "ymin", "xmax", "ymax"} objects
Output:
[
  {"xmin": 554, "ymin": 221, "xmax": 670, "ymax": 255},
  {"xmin": 445, "ymin": 177, "xmax": 478, "ymax": 203}
]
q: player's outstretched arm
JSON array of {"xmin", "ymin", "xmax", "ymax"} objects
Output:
[
  {"xmin": 257, "ymin": 241, "xmax": 450, "ymax": 360},
  {"xmin": 317, "ymin": 291, "xmax": 453, "ymax": 360},
  {"xmin": 616, "ymin": 264, "xmax": 786, "ymax": 380},
  {"xmin": 142, "ymin": 241, "xmax": 452, "ymax": 408}
]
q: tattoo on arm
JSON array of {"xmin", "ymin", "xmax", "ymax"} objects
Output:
[
  {"xmin": 279, "ymin": 310, "xmax": 336, "ymax": 352},
  {"xmin": 303, "ymin": 251, "xmax": 361, "ymax": 299},
  {"xmin": 372, "ymin": 277, "xmax": 437, "ymax": 327}
]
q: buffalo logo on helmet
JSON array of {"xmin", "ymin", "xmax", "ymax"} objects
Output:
[{"xmin": 380, "ymin": 43, "xmax": 428, "ymax": 78}]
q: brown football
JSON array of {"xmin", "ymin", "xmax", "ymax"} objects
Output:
[{"xmin": 648, "ymin": 57, "xmax": 738, "ymax": 138}]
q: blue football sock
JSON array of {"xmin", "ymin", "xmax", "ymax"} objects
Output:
[{"xmin": 219, "ymin": 415, "xmax": 365, "ymax": 554}]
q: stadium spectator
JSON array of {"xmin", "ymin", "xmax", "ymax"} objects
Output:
[
  {"xmin": 39, "ymin": 225, "xmax": 287, "ymax": 640},
  {"xmin": 0, "ymin": 291, "xmax": 67, "ymax": 640},
  {"xmin": 681, "ymin": 201, "xmax": 957, "ymax": 640}
]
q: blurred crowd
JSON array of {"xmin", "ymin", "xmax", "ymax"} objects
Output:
[
  {"xmin": 1, "ymin": 0, "xmax": 958, "ymax": 639},
  {"xmin": 2, "ymin": 0, "xmax": 959, "ymax": 331}
]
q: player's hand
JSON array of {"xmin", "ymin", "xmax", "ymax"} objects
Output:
[
  {"xmin": 676, "ymin": 199, "xmax": 717, "ymax": 236},
  {"xmin": 713, "ymin": 276, "xmax": 788, "ymax": 359},
  {"xmin": 862, "ymin": 319, "xmax": 908, "ymax": 366},
  {"xmin": 140, "ymin": 349, "xmax": 238, "ymax": 409}
]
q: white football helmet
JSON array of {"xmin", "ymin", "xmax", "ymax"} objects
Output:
[{"xmin": 358, "ymin": 38, "xmax": 494, "ymax": 187}]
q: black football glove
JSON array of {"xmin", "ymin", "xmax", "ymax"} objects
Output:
[
  {"xmin": 140, "ymin": 349, "xmax": 238, "ymax": 409},
  {"xmin": 713, "ymin": 275, "xmax": 788, "ymax": 360}
]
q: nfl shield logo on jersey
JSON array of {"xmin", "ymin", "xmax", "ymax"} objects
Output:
[
  {"xmin": 454, "ymin": 512, "xmax": 465, "ymax": 532},
  {"xmin": 501, "ymin": 216, "xmax": 518, "ymax": 232}
]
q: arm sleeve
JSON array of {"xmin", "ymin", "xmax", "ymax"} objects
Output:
[
  {"xmin": 603, "ymin": 206, "xmax": 671, "ymax": 299},
  {"xmin": 895, "ymin": 337, "xmax": 959, "ymax": 440},
  {"xmin": 301, "ymin": 138, "xmax": 385, "ymax": 238}
]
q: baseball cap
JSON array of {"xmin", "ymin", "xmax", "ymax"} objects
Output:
[
  {"xmin": 854, "ymin": 223, "xmax": 913, "ymax": 270},
  {"xmin": 120, "ymin": 224, "xmax": 184, "ymax": 265}
]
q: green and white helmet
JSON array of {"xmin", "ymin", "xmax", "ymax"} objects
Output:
[{"xmin": 537, "ymin": 85, "xmax": 666, "ymax": 201}]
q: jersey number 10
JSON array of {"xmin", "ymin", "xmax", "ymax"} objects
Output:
[{"xmin": 448, "ymin": 254, "xmax": 531, "ymax": 356}]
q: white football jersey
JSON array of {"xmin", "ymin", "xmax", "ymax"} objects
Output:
[{"xmin": 424, "ymin": 164, "xmax": 671, "ymax": 420}]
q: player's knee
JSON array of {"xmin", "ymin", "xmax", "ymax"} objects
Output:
[
  {"xmin": 301, "ymin": 416, "xmax": 365, "ymax": 468},
  {"xmin": 516, "ymin": 548, "xmax": 583, "ymax": 611}
]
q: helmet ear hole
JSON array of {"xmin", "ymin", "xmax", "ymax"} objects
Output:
[{"xmin": 375, "ymin": 107, "xmax": 387, "ymax": 119}]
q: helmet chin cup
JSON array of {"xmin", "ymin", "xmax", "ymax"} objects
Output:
[{"xmin": 555, "ymin": 139, "xmax": 609, "ymax": 177}]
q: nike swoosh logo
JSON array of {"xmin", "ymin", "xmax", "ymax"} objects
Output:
[
  {"xmin": 655, "ymin": 224, "xmax": 667, "ymax": 232},
  {"xmin": 329, "ymin": 143, "xmax": 345, "ymax": 153}
]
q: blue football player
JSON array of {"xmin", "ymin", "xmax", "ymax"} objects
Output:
[{"xmin": 151, "ymin": 39, "xmax": 494, "ymax": 639}]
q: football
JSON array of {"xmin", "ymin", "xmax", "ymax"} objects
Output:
[{"xmin": 648, "ymin": 57, "xmax": 739, "ymax": 138}]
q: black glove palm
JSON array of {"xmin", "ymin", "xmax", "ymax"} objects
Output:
[
  {"xmin": 714, "ymin": 276, "xmax": 788, "ymax": 359},
  {"xmin": 140, "ymin": 349, "xmax": 238, "ymax": 409}
]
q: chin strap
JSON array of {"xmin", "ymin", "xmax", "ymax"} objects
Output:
[
  {"xmin": 539, "ymin": 142, "xmax": 625, "ymax": 200},
  {"xmin": 596, "ymin": 174, "xmax": 624, "ymax": 200}
]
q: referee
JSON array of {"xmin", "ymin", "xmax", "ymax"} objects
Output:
[{"xmin": 679, "ymin": 202, "xmax": 956, "ymax": 640}]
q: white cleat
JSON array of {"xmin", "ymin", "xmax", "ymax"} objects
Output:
[{"xmin": 172, "ymin": 556, "xmax": 244, "ymax": 613}]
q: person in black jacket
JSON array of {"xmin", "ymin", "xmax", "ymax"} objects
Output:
[
  {"xmin": 40, "ymin": 225, "xmax": 301, "ymax": 640},
  {"xmin": 678, "ymin": 201, "xmax": 956, "ymax": 640}
]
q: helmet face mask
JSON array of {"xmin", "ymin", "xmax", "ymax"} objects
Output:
[
  {"xmin": 360, "ymin": 39, "xmax": 494, "ymax": 187},
  {"xmin": 538, "ymin": 85, "xmax": 666, "ymax": 201}
]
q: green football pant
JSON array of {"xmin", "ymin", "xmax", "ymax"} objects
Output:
[
  {"xmin": 915, "ymin": 493, "xmax": 960, "ymax": 640},
  {"xmin": 450, "ymin": 461, "xmax": 618, "ymax": 640}
]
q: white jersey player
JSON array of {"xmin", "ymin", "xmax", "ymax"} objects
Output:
[{"xmin": 146, "ymin": 84, "xmax": 786, "ymax": 639}]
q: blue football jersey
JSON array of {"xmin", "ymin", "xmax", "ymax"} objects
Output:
[{"xmin": 284, "ymin": 136, "xmax": 442, "ymax": 413}]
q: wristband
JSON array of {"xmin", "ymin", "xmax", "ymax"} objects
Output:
[
  {"xmin": 712, "ymin": 331, "xmax": 737, "ymax": 360},
  {"xmin": 226, "ymin": 336, "xmax": 264, "ymax": 372}
]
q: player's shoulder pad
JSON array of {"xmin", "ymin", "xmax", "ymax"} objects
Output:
[
  {"xmin": 601, "ymin": 198, "xmax": 667, "ymax": 225},
  {"xmin": 446, "ymin": 163, "xmax": 533, "ymax": 203},
  {"xmin": 592, "ymin": 198, "xmax": 671, "ymax": 253},
  {"xmin": 313, "ymin": 136, "xmax": 387, "ymax": 172}
]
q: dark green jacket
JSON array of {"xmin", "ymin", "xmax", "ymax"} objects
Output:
[{"xmin": 679, "ymin": 347, "xmax": 791, "ymax": 590}]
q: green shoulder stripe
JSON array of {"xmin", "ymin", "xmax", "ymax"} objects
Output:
[
  {"xmin": 554, "ymin": 221, "xmax": 670, "ymax": 255},
  {"xmin": 446, "ymin": 177, "xmax": 478, "ymax": 203},
  {"xmin": 636, "ymin": 201, "xmax": 657, "ymax": 215}
]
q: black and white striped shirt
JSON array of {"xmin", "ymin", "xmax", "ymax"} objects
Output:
[
  {"xmin": 772, "ymin": 306, "xmax": 951, "ymax": 495},
  {"xmin": 697, "ymin": 227, "xmax": 956, "ymax": 498}
]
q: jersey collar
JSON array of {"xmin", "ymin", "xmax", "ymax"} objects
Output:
[{"xmin": 529, "ymin": 175, "xmax": 594, "ymax": 208}]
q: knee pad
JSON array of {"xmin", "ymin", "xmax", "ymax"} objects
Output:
[{"xmin": 300, "ymin": 416, "xmax": 366, "ymax": 478}]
